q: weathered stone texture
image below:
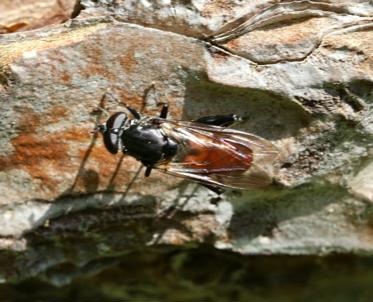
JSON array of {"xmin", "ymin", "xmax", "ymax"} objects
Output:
[
  {"xmin": 0, "ymin": 0, "xmax": 76, "ymax": 33},
  {"xmin": 0, "ymin": 0, "xmax": 372, "ymax": 283}
]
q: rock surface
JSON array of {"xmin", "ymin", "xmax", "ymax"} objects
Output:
[
  {"xmin": 0, "ymin": 0, "xmax": 372, "ymax": 283},
  {"xmin": 0, "ymin": 0, "xmax": 77, "ymax": 33},
  {"xmin": 2, "ymin": 249, "xmax": 373, "ymax": 301}
]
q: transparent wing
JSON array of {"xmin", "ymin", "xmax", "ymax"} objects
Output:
[{"xmin": 155, "ymin": 120, "xmax": 279, "ymax": 190}]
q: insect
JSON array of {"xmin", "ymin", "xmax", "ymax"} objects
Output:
[{"xmin": 94, "ymin": 96, "xmax": 279, "ymax": 194}]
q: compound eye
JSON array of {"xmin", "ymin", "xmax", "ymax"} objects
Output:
[{"xmin": 103, "ymin": 112, "xmax": 127, "ymax": 154}]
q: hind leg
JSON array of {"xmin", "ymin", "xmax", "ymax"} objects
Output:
[{"xmin": 195, "ymin": 114, "xmax": 242, "ymax": 127}]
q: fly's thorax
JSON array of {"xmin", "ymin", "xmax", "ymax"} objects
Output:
[{"xmin": 121, "ymin": 120, "xmax": 177, "ymax": 164}]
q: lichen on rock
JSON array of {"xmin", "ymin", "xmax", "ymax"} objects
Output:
[{"xmin": 0, "ymin": 0, "xmax": 372, "ymax": 284}]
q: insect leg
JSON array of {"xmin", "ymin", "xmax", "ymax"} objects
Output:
[
  {"xmin": 201, "ymin": 183, "xmax": 225, "ymax": 195},
  {"xmin": 159, "ymin": 104, "xmax": 168, "ymax": 119},
  {"xmin": 124, "ymin": 104, "xmax": 141, "ymax": 120},
  {"xmin": 144, "ymin": 165, "xmax": 153, "ymax": 177},
  {"xmin": 195, "ymin": 114, "xmax": 242, "ymax": 127},
  {"xmin": 91, "ymin": 93, "xmax": 113, "ymax": 133},
  {"xmin": 103, "ymin": 92, "xmax": 141, "ymax": 119}
]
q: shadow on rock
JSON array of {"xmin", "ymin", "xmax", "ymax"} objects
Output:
[
  {"xmin": 227, "ymin": 183, "xmax": 348, "ymax": 244},
  {"xmin": 182, "ymin": 72, "xmax": 311, "ymax": 141}
]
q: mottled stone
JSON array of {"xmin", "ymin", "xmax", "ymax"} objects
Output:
[
  {"xmin": 0, "ymin": 0, "xmax": 372, "ymax": 285},
  {"xmin": 0, "ymin": 0, "xmax": 77, "ymax": 33},
  {"xmin": 349, "ymin": 160, "xmax": 373, "ymax": 203}
]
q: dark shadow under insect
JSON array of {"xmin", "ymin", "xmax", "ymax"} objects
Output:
[
  {"xmin": 67, "ymin": 94, "xmax": 108, "ymax": 194},
  {"xmin": 67, "ymin": 94, "xmax": 140, "ymax": 195},
  {"xmin": 94, "ymin": 93, "xmax": 279, "ymax": 195}
]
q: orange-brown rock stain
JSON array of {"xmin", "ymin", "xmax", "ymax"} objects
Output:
[
  {"xmin": 119, "ymin": 46, "xmax": 138, "ymax": 73},
  {"xmin": 112, "ymin": 88, "xmax": 184, "ymax": 120},
  {"xmin": 81, "ymin": 145, "xmax": 131, "ymax": 181},
  {"xmin": 114, "ymin": 90, "xmax": 145, "ymax": 110},
  {"xmin": 201, "ymin": 1, "xmax": 235, "ymax": 18},
  {"xmin": 0, "ymin": 23, "xmax": 107, "ymax": 73},
  {"xmin": 61, "ymin": 71, "xmax": 71, "ymax": 83},
  {"xmin": 225, "ymin": 17, "xmax": 325, "ymax": 53},
  {"xmin": 80, "ymin": 40, "xmax": 116, "ymax": 81},
  {"xmin": 0, "ymin": 106, "xmax": 88, "ymax": 194}
]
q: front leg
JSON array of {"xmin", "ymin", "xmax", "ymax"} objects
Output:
[
  {"xmin": 104, "ymin": 92, "xmax": 142, "ymax": 119},
  {"xmin": 123, "ymin": 103, "xmax": 141, "ymax": 120},
  {"xmin": 141, "ymin": 161, "xmax": 153, "ymax": 177},
  {"xmin": 159, "ymin": 104, "xmax": 168, "ymax": 119},
  {"xmin": 195, "ymin": 114, "xmax": 242, "ymax": 127},
  {"xmin": 144, "ymin": 166, "xmax": 153, "ymax": 177}
]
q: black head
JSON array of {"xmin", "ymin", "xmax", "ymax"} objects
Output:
[{"xmin": 96, "ymin": 112, "xmax": 128, "ymax": 154}]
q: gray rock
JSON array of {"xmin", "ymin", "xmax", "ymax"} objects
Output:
[{"xmin": 0, "ymin": 0, "xmax": 372, "ymax": 283}]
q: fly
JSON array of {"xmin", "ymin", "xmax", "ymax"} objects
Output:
[{"xmin": 94, "ymin": 96, "xmax": 280, "ymax": 194}]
